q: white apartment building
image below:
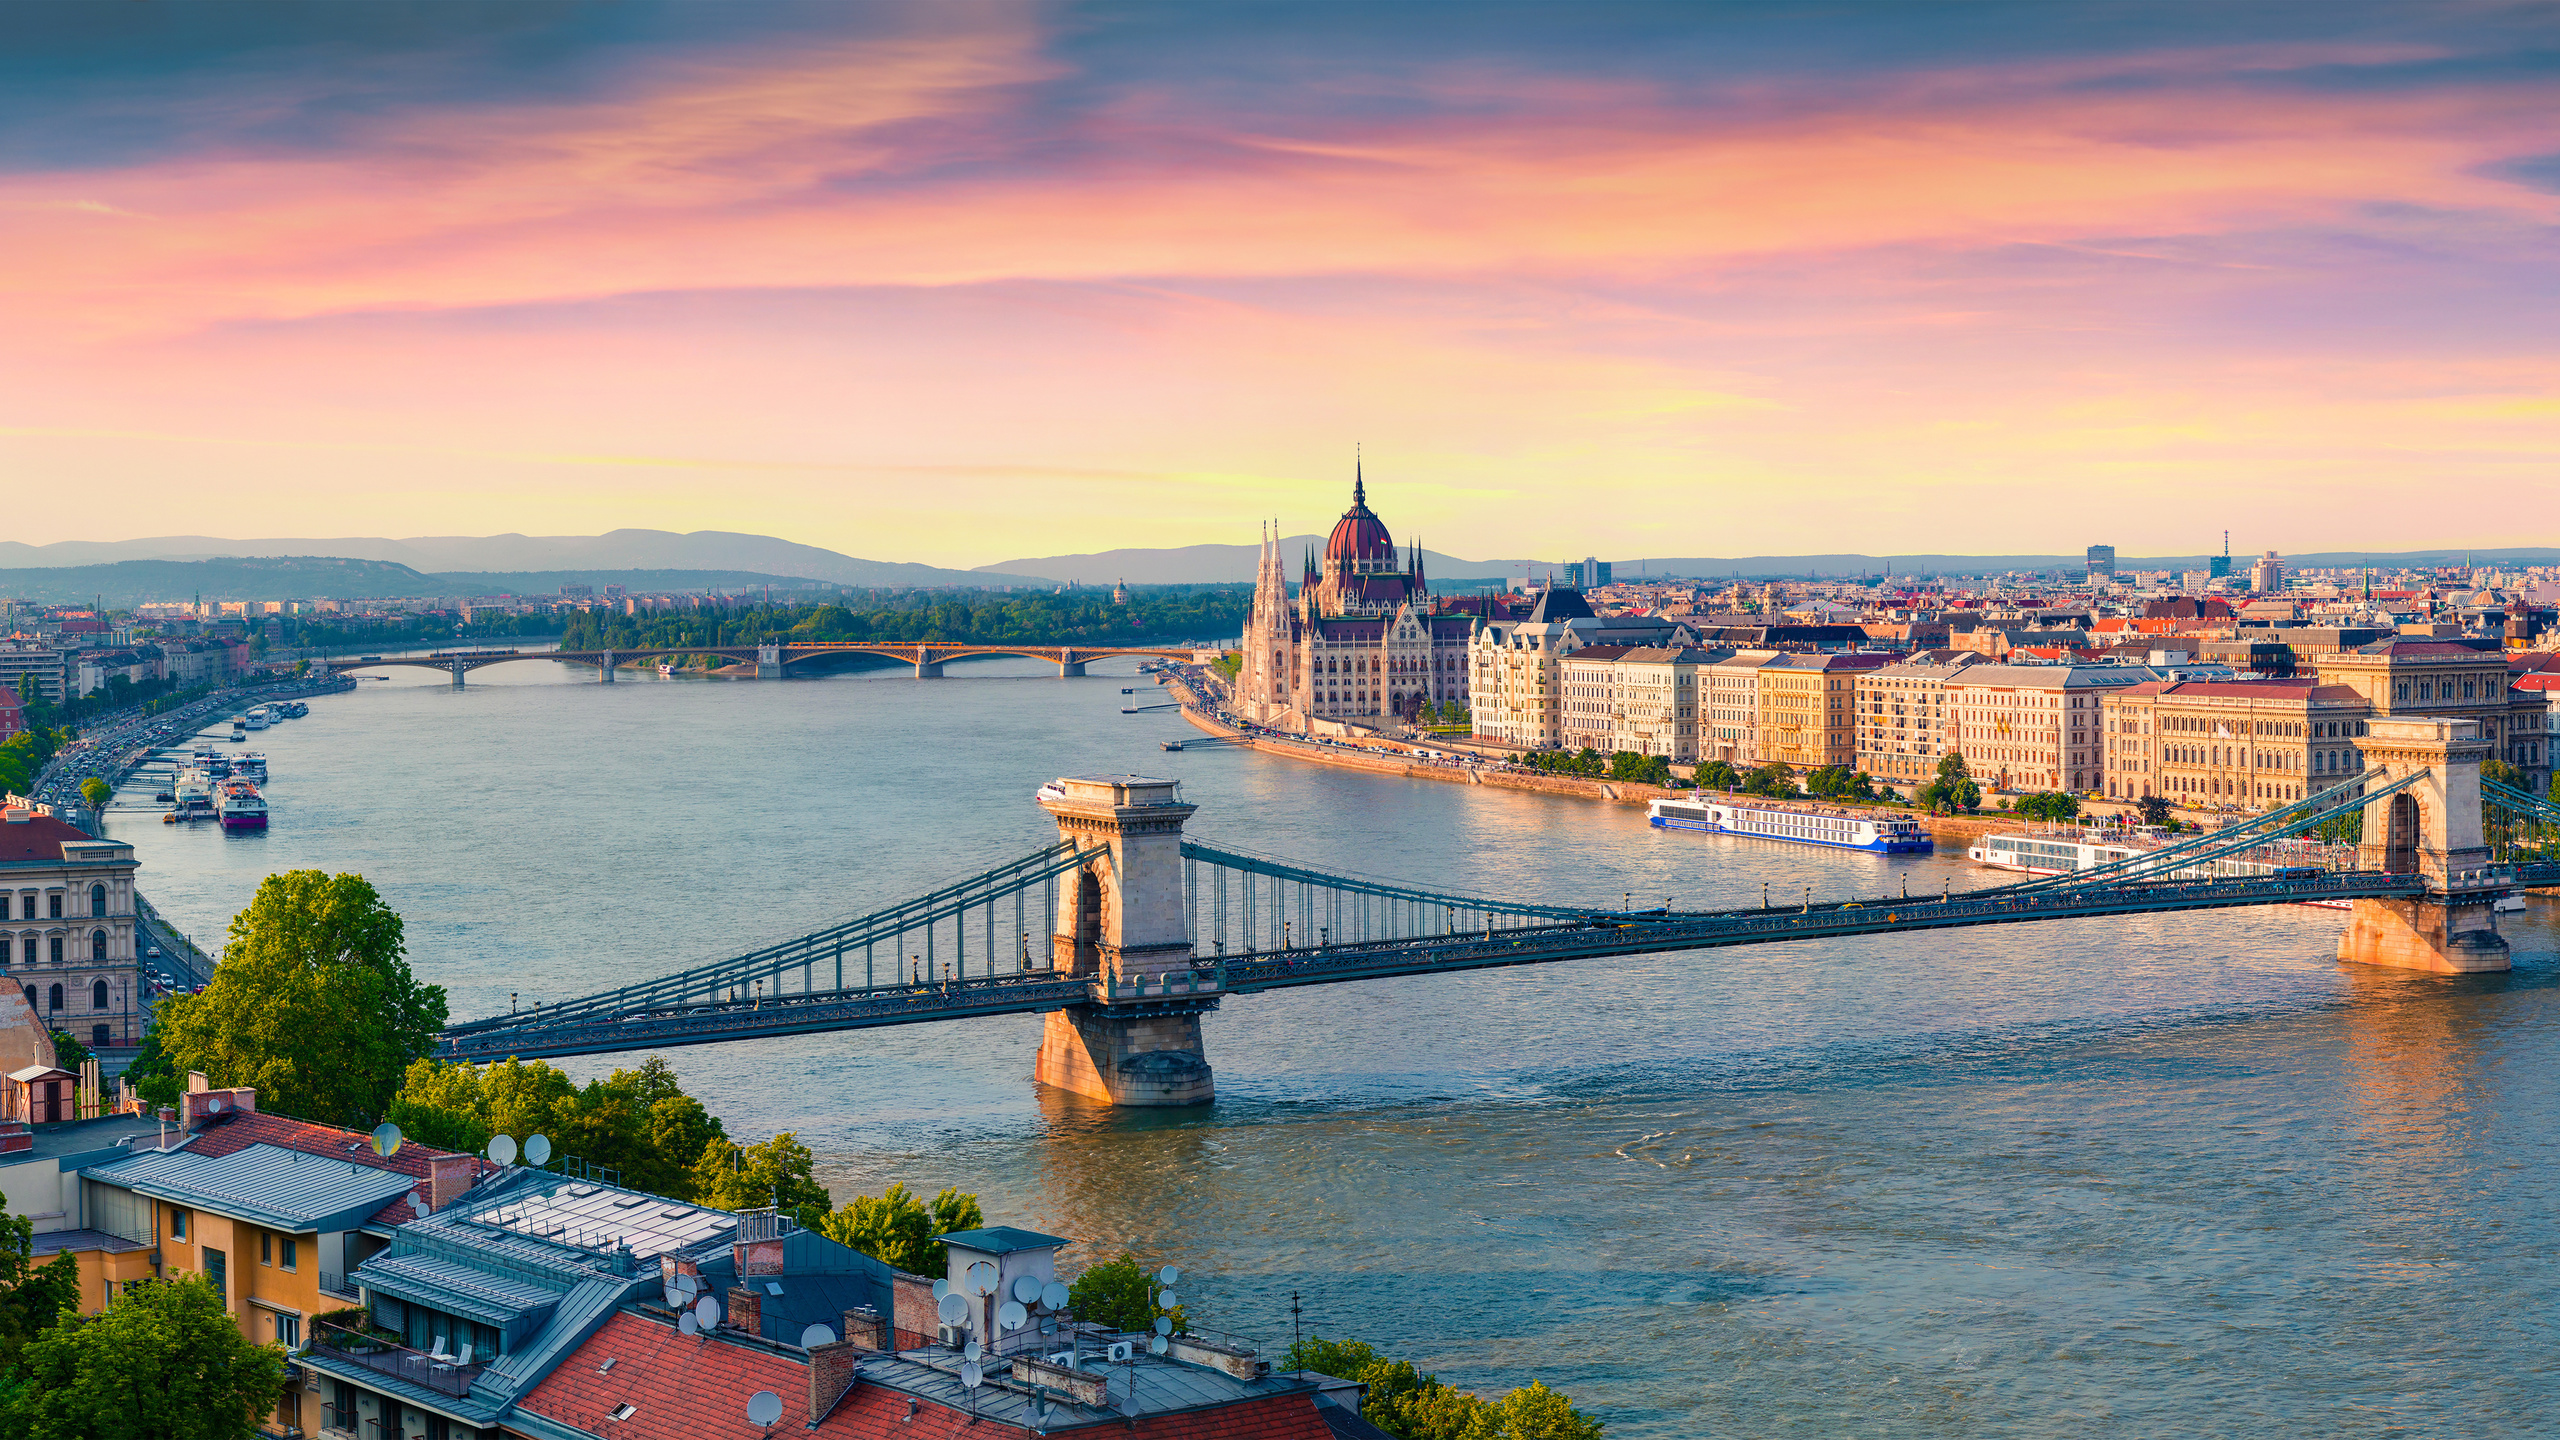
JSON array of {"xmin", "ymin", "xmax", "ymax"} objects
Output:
[
  {"xmin": 1854, "ymin": 657, "xmax": 1971, "ymax": 791},
  {"xmin": 1469, "ymin": 590, "xmax": 1692, "ymax": 749},
  {"xmin": 1698, "ymin": 650, "xmax": 1784, "ymax": 768},
  {"xmin": 1943, "ymin": 664, "xmax": 2154, "ymax": 793},
  {"xmin": 1611, "ymin": 647, "xmax": 1720, "ymax": 761}
]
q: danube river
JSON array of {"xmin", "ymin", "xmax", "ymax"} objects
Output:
[{"xmin": 111, "ymin": 661, "xmax": 2560, "ymax": 1437}]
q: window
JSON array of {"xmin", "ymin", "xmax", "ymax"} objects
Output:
[
  {"xmin": 261, "ymin": 1233, "xmax": 272, "ymax": 1265},
  {"xmin": 90, "ymin": 885, "xmax": 106, "ymax": 918},
  {"xmin": 169, "ymin": 1208, "xmax": 187, "ymax": 1241},
  {"xmin": 91, "ymin": 979, "xmax": 107, "ymax": 1009},
  {"xmin": 273, "ymin": 1311, "xmax": 300, "ymax": 1347},
  {"xmin": 280, "ymin": 1236, "xmax": 297, "ymax": 1271},
  {"xmin": 205, "ymin": 1248, "xmax": 226, "ymax": 1304},
  {"xmin": 92, "ymin": 931, "xmax": 107, "ymax": 961},
  {"xmin": 91, "ymin": 1023, "xmax": 108, "ymax": 1048},
  {"xmin": 48, "ymin": 938, "xmax": 61, "ymax": 964},
  {"xmin": 48, "ymin": 894, "xmax": 60, "ymax": 919},
  {"xmin": 46, "ymin": 984, "xmax": 61, "ymax": 1011}
]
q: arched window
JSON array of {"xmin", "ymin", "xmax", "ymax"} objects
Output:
[
  {"xmin": 91, "ymin": 980, "xmax": 107, "ymax": 1010},
  {"xmin": 92, "ymin": 930, "xmax": 107, "ymax": 961},
  {"xmin": 48, "ymin": 937, "xmax": 62, "ymax": 965},
  {"xmin": 89, "ymin": 885, "xmax": 106, "ymax": 918},
  {"xmin": 46, "ymin": 984, "xmax": 62, "ymax": 1012},
  {"xmin": 91, "ymin": 1024, "xmax": 109, "ymax": 1049}
]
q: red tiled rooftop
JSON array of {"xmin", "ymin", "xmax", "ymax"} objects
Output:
[
  {"xmin": 181, "ymin": 1108, "xmax": 494, "ymax": 1222},
  {"xmin": 0, "ymin": 811, "xmax": 96, "ymax": 861}
]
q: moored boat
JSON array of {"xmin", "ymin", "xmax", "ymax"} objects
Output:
[
  {"xmin": 215, "ymin": 778, "xmax": 268, "ymax": 830},
  {"xmin": 1648, "ymin": 794, "xmax": 1933, "ymax": 853}
]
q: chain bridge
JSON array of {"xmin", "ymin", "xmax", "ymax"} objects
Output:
[
  {"xmin": 325, "ymin": 641, "xmax": 1200, "ymax": 684},
  {"xmin": 439, "ymin": 717, "xmax": 2558, "ymax": 1105}
]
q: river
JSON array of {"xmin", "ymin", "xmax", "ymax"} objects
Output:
[{"xmin": 107, "ymin": 660, "xmax": 2560, "ymax": 1437}]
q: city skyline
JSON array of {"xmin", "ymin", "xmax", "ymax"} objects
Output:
[{"xmin": 7, "ymin": 4, "xmax": 2556, "ymax": 564}]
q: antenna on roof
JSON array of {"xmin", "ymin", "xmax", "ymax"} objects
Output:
[
  {"xmin": 524, "ymin": 1134, "xmax": 552, "ymax": 1168},
  {"xmin": 488, "ymin": 1134, "xmax": 518, "ymax": 1166},
  {"xmin": 745, "ymin": 1391, "xmax": 784, "ymax": 1430}
]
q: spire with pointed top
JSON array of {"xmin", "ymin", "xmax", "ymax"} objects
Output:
[{"xmin": 1353, "ymin": 444, "xmax": 1365, "ymax": 508}]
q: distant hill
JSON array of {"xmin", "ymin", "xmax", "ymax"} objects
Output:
[
  {"xmin": 977, "ymin": 538, "xmax": 1507, "ymax": 587},
  {"xmin": 0, "ymin": 557, "xmax": 1055, "ymax": 609},
  {"xmin": 0, "ymin": 529, "xmax": 1028, "ymax": 588}
]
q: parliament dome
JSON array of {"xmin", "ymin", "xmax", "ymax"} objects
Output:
[{"xmin": 1323, "ymin": 470, "xmax": 1396, "ymax": 569}]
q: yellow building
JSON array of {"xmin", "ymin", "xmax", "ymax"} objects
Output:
[{"xmin": 1754, "ymin": 655, "xmax": 1891, "ymax": 771}]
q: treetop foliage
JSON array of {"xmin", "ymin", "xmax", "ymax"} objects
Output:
[
  {"xmin": 154, "ymin": 871, "xmax": 447, "ymax": 1127},
  {"xmin": 561, "ymin": 588, "xmax": 1249, "ymax": 655},
  {"xmin": 816, "ymin": 1184, "xmax": 985, "ymax": 1277},
  {"xmin": 1065, "ymin": 1253, "xmax": 1190, "ymax": 1336},
  {"xmin": 1283, "ymin": 1334, "xmax": 1603, "ymax": 1440},
  {"xmin": 6, "ymin": 1275, "xmax": 287, "ymax": 1440}
]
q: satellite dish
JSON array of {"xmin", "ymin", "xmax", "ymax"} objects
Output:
[
  {"xmin": 997, "ymin": 1300, "xmax": 1028, "ymax": 1331},
  {"xmin": 679, "ymin": 1313, "xmax": 699, "ymax": 1337},
  {"xmin": 369, "ymin": 1122, "xmax": 403, "ymax": 1158},
  {"xmin": 932, "ymin": 1278, "xmax": 951, "ymax": 1301},
  {"xmin": 1040, "ymin": 1282, "xmax": 1070, "ymax": 1311},
  {"xmin": 206, "ymin": 1095, "xmax": 225, "ymax": 1114},
  {"xmin": 1149, "ymin": 1335, "xmax": 1169, "ymax": 1356},
  {"xmin": 960, "ymin": 1361, "xmax": 983, "ymax": 1390},
  {"xmin": 800, "ymin": 1324, "xmax": 836, "ymax": 1349},
  {"xmin": 673, "ymin": 1273, "xmax": 700, "ymax": 1298},
  {"xmin": 408, "ymin": 1193, "xmax": 430, "ymax": 1217},
  {"xmin": 746, "ymin": 1391, "xmax": 784, "ymax": 1428},
  {"xmin": 524, "ymin": 1134, "xmax": 552, "ymax": 1167},
  {"xmin": 694, "ymin": 1296, "xmax": 721, "ymax": 1329},
  {"xmin": 1011, "ymin": 1275, "xmax": 1043, "ymax": 1304},
  {"xmin": 663, "ymin": 1285, "xmax": 684, "ymax": 1308},
  {"xmin": 488, "ymin": 1135, "xmax": 518, "ymax": 1166},
  {"xmin": 935, "ymin": 1292, "xmax": 967, "ymax": 1325},
  {"xmin": 967, "ymin": 1260, "xmax": 998, "ymax": 1297},
  {"xmin": 963, "ymin": 1339, "xmax": 982, "ymax": 1362},
  {"xmin": 1156, "ymin": 1265, "xmax": 1181, "ymax": 1287},
  {"xmin": 1153, "ymin": 1317, "xmax": 1172, "ymax": 1336},
  {"xmin": 1158, "ymin": 1290, "xmax": 1176, "ymax": 1308}
]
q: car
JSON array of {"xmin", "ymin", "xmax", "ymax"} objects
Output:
[{"xmin": 145, "ymin": 946, "xmax": 161, "ymax": 960}]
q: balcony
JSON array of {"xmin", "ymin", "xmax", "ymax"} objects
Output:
[
  {"xmin": 318, "ymin": 1271, "xmax": 359, "ymax": 1301},
  {"xmin": 314, "ymin": 1321, "xmax": 488, "ymax": 1398}
]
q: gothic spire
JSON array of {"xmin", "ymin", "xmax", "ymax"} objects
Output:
[{"xmin": 1353, "ymin": 445, "xmax": 1365, "ymax": 508}]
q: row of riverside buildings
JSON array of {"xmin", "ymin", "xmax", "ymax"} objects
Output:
[
  {"xmin": 0, "ymin": 1078, "xmax": 1372, "ymax": 1440},
  {"xmin": 1238, "ymin": 479, "xmax": 2555, "ymax": 803}
]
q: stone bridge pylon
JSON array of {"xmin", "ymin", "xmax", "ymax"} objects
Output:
[
  {"xmin": 2338, "ymin": 717, "xmax": 2511, "ymax": 974},
  {"xmin": 1034, "ymin": 776, "xmax": 1217, "ymax": 1105}
]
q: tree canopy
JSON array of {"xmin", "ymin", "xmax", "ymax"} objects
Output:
[
  {"xmin": 2012, "ymin": 791, "xmax": 2081, "ymax": 823},
  {"xmin": 387, "ymin": 1056, "xmax": 726, "ymax": 1200},
  {"xmin": 816, "ymin": 1183, "xmax": 985, "ymax": 1276},
  {"xmin": 1283, "ymin": 1335, "xmax": 1603, "ymax": 1440},
  {"xmin": 1916, "ymin": 753, "xmax": 1981, "ymax": 814},
  {"xmin": 153, "ymin": 872, "xmax": 447, "ymax": 1126},
  {"xmin": 5, "ymin": 1276, "xmax": 287, "ymax": 1440},
  {"xmin": 691, "ymin": 1132, "xmax": 834, "ymax": 1228},
  {"xmin": 1065, "ymin": 1253, "xmax": 1189, "ymax": 1335},
  {"xmin": 0, "ymin": 1191, "xmax": 81, "ymax": 1384}
]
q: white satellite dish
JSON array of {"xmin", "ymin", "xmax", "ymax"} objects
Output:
[
  {"xmin": 694, "ymin": 1296, "xmax": 721, "ymax": 1329},
  {"xmin": 679, "ymin": 1313, "xmax": 699, "ymax": 1337},
  {"xmin": 488, "ymin": 1134, "xmax": 518, "ymax": 1166},
  {"xmin": 1158, "ymin": 1290, "xmax": 1177, "ymax": 1308},
  {"xmin": 1149, "ymin": 1335, "xmax": 1169, "ymax": 1356},
  {"xmin": 1040, "ymin": 1282, "xmax": 1070, "ymax": 1311},
  {"xmin": 800, "ymin": 1324, "xmax": 836, "ymax": 1349},
  {"xmin": 408, "ymin": 1193, "xmax": 429, "ymax": 1218},
  {"xmin": 205, "ymin": 1095, "xmax": 225, "ymax": 1114},
  {"xmin": 369, "ymin": 1122, "xmax": 403, "ymax": 1158},
  {"xmin": 1011, "ymin": 1275, "xmax": 1043, "ymax": 1304},
  {"xmin": 960, "ymin": 1361, "xmax": 983, "ymax": 1390},
  {"xmin": 966, "ymin": 1260, "xmax": 998, "ymax": 1297},
  {"xmin": 931, "ymin": 1278, "xmax": 951, "ymax": 1301},
  {"xmin": 746, "ymin": 1391, "xmax": 784, "ymax": 1427},
  {"xmin": 964, "ymin": 1339, "xmax": 982, "ymax": 1362},
  {"xmin": 1153, "ymin": 1317, "xmax": 1172, "ymax": 1336},
  {"xmin": 935, "ymin": 1292, "xmax": 968, "ymax": 1325},
  {"xmin": 997, "ymin": 1300, "xmax": 1028, "ymax": 1331},
  {"xmin": 1156, "ymin": 1265, "xmax": 1181, "ymax": 1287},
  {"xmin": 674, "ymin": 1273, "xmax": 700, "ymax": 1298},
  {"xmin": 524, "ymin": 1134, "xmax": 552, "ymax": 1167},
  {"xmin": 663, "ymin": 1284, "xmax": 684, "ymax": 1308}
]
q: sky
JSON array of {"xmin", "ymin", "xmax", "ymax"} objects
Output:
[{"xmin": 3, "ymin": 1, "xmax": 2557, "ymax": 567}]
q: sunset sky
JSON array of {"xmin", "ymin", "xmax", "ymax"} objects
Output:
[{"xmin": 4, "ymin": 2, "xmax": 2556, "ymax": 566}]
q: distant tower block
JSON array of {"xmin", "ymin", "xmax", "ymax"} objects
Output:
[
  {"xmin": 2336, "ymin": 717, "xmax": 2510, "ymax": 974},
  {"xmin": 1034, "ymin": 776, "xmax": 1214, "ymax": 1106}
]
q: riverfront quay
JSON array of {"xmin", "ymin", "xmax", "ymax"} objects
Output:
[{"xmin": 100, "ymin": 656, "xmax": 2560, "ymax": 1437}]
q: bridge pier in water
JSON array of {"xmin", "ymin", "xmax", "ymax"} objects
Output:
[
  {"xmin": 1035, "ymin": 775, "xmax": 1214, "ymax": 1106},
  {"xmin": 1059, "ymin": 654, "xmax": 1087, "ymax": 678},
  {"xmin": 915, "ymin": 649, "xmax": 944, "ymax": 679},
  {"xmin": 599, "ymin": 649, "xmax": 616, "ymax": 682},
  {"xmin": 2338, "ymin": 717, "xmax": 2511, "ymax": 974},
  {"xmin": 757, "ymin": 643, "xmax": 782, "ymax": 679}
]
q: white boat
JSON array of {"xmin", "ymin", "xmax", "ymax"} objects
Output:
[
  {"xmin": 1649, "ymin": 794, "xmax": 1933, "ymax": 853},
  {"xmin": 171, "ymin": 768, "xmax": 216, "ymax": 819},
  {"xmin": 215, "ymin": 778, "xmax": 267, "ymax": 830},
  {"xmin": 233, "ymin": 752, "xmax": 267, "ymax": 779},
  {"xmin": 1035, "ymin": 782, "xmax": 1068, "ymax": 804},
  {"xmin": 243, "ymin": 707, "xmax": 271, "ymax": 730},
  {"xmin": 1966, "ymin": 828, "xmax": 2353, "ymax": 908}
]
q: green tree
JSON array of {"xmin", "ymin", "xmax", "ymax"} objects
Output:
[
  {"xmin": 1, "ymin": 1191, "xmax": 82, "ymax": 1381},
  {"xmin": 154, "ymin": 872, "xmax": 447, "ymax": 1127},
  {"xmin": 124, "ymin": 1025, "xmax": 182, "ymax": 1113},
  {"xmin": 1605, "ymin": 752, "xmax": 1671, "ymax": 786},
  {"xmin": 78, "ymin": 777, "xmax": 110, "ymax": 811},
  {"xmin": 1691, "ymin": 759, "xmax": 1738, "ymax": 791},
  {"xmin": 1916, "ymin": 754, "xmax": 1981, "ymax": 814},
  {"xmin": 6, "ymin": 1275, "xmax": 286, "ymax": 1440},
  {"xmin": 2136, "ymin": 794, "xmax": 2174, "ymax": 828},
  {"xmin": 690, "ymin": 1133, "xmax": 833, "ymax": 1228},
  {"xmin": 2013, "ymin": 791, "xmax": 2081, "ymax": 823},
  {"xmin": 1065, "ymin": 1253, "xmax": 1190, "ymax": 1335},
  {"xmin": 386, "ymin": 1056, "xmax": 727, "ymax": 1200},
  {"xmin": 1741, "ymin": 763, "xmax": 1798, "ymax": 799},
  {"xmin": 1469, "ymin": 1380, "xmax": 1606, "ymax": 1440},
  {"xmin": 47, "ymin": 1032, "xmax": 89, "ymax": 1072},
  {"xmin": 817, "ymin": 1183, "xmax": 985, "ymax": 1276}
]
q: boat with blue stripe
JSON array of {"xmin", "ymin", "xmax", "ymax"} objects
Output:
[{"xmin": 1649, "ymin": 794, "xmax": 1933, "ymax": 853}]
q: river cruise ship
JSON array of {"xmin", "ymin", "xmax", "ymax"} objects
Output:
[
  {"xmin": 1966, "ymin": 828, "xmax": 2356, "ymax": 906},
  {"xmin": 243, "ymin": 706, "xmax": 271, "ymax": 730},
  {"xmin": 214, "ymin": 778, "xmax": 267, "ymax": 830},
  {"xmin": 170, "ymin": 767, "xmax": 215, "ymax": 820},
  {"xmin": 1648, "ymin": 794, "xmax": 1934, "ymax": 853}
]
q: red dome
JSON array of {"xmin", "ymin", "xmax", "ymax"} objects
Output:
[{"xmin": 1324, "ymin": 474, "xmax": 1396, "ymax": 567}]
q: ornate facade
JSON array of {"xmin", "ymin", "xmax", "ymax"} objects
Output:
[{"xmin": 1239, "ymin": 470, "xmax": 1473, "ymax": 729}]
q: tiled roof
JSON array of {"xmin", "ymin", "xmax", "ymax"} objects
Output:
[
  {"xmin": 0, "ymin": 811, "xmax": 97, "ymax": 862},
  {"xmin": 83, "ymin": 1141, "xmax": 421, "ymax": 1232},
  {"xmin": 185, "ymin": 1108, "xmax": 493, "ymax": 1188}
]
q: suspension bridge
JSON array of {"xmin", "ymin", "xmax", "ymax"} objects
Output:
[
  {"xmin": 438, "ymin": 717, "xmax": 2553, "ymax": 1103},
  {"xmin": 324, "ymin": 641, "xmax": 1202, "ymax": 684}
]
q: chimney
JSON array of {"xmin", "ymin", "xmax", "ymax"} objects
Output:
[
  {"xmin": 727, "ymin": 1284, "xmax": 762, "ymax": 1337},
  {"xmin": 734, "ymin": 1236, "xmax": 785, "ymax": 1278},
  {"xmin": 840, "ymin": 1305, "xmax": 886, "ymax": 1351},
  {"xmin": 808, "ymin": 1335, "xmax": 862, "ymax": 1420},
  {"xmin": 427, "ymin": 1153, "xmax": 478, "ymax": 1211},
  {"xmin": 890, "ymin": 1271, "xmax": 936, "ymax": 1342}
]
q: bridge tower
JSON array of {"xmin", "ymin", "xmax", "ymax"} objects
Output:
[
  {"xmin": 756, "ymin": 643, "xmax": 782, "ymax": 679},
  {"xmin": 599, "ymin": 649, "xmax": 616, "ymax": 682},
  {"xmin": 2337, "ymin": 717, "xmax": 2510, "ymax": 974},
  {"xmin": 1034, "ymin": 775, "xmax": 1215, "ymax": 1106}
]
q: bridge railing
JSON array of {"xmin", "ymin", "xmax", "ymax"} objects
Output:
[
  {"xmin": 1968, "ymin": 767, "xmax": 2420, "ymax": 900},
  {"xmin": 1179, "ymin": 838, "xmax": 1630, "ymax": 958}
]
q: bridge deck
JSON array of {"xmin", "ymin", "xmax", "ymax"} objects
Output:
[{"xmin": 440, "ymin": 871, "xmax": 2429, "ymax": 1062}]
